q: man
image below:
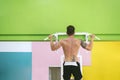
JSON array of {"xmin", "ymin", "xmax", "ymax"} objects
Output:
[{"xmin": 49, "ymin": 25, "xmax": 95, "ymax": 80}]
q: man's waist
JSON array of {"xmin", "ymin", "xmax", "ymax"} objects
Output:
[
  {"xmin": 64, "ymin": 61, "xmax": 78, "ymax": 66},
  {"xmin": 64, "ymin": 58, "xmax": 79, "ymax": 62}
]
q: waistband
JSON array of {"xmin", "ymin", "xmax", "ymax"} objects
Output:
[{"xmin": 63, "ymin": 61, "xmax": 78, "ymax": 66}]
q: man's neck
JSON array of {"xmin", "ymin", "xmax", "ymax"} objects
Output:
[{"xmin": 68, "ymin": 35, "xmax": 74, "ymax": 38}]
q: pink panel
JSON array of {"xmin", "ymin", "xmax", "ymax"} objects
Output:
[
  {"xmin": 32, "ymin": 42, "xmax": 91, "ymax": 80},
  {"xmin": 80, "ymin": 47, "xmax": 91, "ymax": 65}
]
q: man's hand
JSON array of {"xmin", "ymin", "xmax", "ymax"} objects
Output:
[
  {"xmin": 90, "ymin": 34, "xmax": 95, "ymax": 40},
  {"xmin": 49, "ymin": 34, "xmax": 53, "ymax": 40}
]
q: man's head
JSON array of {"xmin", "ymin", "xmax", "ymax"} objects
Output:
[{"xmin": 66, "ymin": 25, "xmax": 75, "ymax": 36}]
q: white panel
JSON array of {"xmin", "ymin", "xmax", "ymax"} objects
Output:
[{"xmin": 0, "ymin": 42, "xmax": 32, "ymax": 52}]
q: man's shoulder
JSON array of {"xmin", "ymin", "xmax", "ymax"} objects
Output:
[
  {"xmin": 59, "ymin": 38, "xmax": 68, "ymax": 44},
  {"xmin": 60, "ymin": 38, "xmax": 67, "ymax": 41}
]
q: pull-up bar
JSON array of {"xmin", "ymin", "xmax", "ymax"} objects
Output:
[{"xmin": 44, "ymin": 32, "xmax": 100, "ymax": 42}]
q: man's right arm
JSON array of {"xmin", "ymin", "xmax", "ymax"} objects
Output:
[{"xmin": 49, "ymin": 34, "xmax": 62, "ymax": 51}]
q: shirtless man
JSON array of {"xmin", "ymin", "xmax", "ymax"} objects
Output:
[{"xmin": 49, "ymin": 25, "xmax": 95, "ymax": 80}]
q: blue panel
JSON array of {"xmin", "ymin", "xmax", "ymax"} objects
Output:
[{"xmin": 0, "ymin": 52, "xmax": 32, "ymax": 80}]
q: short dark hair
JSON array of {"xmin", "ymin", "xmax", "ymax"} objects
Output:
[{"xmin": 66, "ymin": 25, "xmax": 75, "ymax": 36}]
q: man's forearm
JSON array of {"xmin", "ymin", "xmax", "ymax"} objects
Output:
[
  {"xmin": 88, "ymin": 39, "xmax": 94, "ymax": 50},
  {"xmin": 85, "ymin": 38, "xmax": 94, "ymax": 51},
  {"xmin": 50, "ymin": 39, "xmax": 55, "ymax": 50}
]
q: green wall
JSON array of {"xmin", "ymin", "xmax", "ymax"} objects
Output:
[{"xmin": 0, "ymin": 0, "xmax": 120, "ymax": 41}]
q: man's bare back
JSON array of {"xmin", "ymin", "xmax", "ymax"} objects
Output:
[{"xmin": 60, "ymin": 36, "xmax": 81, "ymax": 62}]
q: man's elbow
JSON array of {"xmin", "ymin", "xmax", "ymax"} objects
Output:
[
  {"xmin": 86, "ymin": 48, "xmax": 92, "ymax": 51},
  {"xmin": 86, "ymin": 47, "xmax": 92, "ymax": 51},
  {"xmin": 51, "ymin": 47, "xmax": 56, "ymax": 51}
]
